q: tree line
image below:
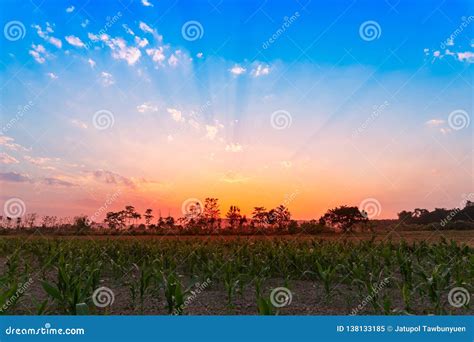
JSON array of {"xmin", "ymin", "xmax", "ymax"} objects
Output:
[{"xmin": 1, "ymin": 198, "xmax": 473, "ymax": 234}]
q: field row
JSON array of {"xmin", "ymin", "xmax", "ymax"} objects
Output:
[{"xmin": 0, "ymin": 237, "xmax": 473, "ymax": 315}]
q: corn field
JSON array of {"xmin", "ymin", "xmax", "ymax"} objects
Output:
[{"xmin": 0, "ymin": 236, "xmax": 472, "ymax": 315}]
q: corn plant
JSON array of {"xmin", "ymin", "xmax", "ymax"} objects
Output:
[{"xmin": 162, "ymin": 272, "xmax": 188, "ymax": 314}]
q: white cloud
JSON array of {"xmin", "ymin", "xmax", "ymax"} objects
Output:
[
  {"xmin": 137, "ymin": 102, "xmax": 158, "ymax": 113},
  {"xmin": 457, "ymin": 51, "xmax": 474, "ymax": 63},
  {"xmin": 65, "ymin": 35, "xmax": 85, "ymax": 48},
  {"xmin": 225, "ymin": 143, "xmax": 243, "ymax": 153},
  {"xmin": 0, "ymin": 136, "xmax": 29, "ymax": 152},
  {"xmin": 139, "ymin": 21, "xmax": 163, "ymax": 41},
  {"xmin": 139, "ymin": 21, "xmax": 154, "ymax": 34},
  {"xmin": 29, "ymin": 44, "xmax": 46, "ymax": 64},
  {"xmin": 87, "ymin": 58, "xmax": 96, "ymax": 68},
  {"xmin": 251, "ymin": 64, "xmax": 270, "ymax": 77},
  {"xmin": 168, "ymin": 54, "xmax": 179, "ymax": 67},
  {"xmin": 168, "ymin": 50, "xmax": 191, "ymax": 67},
  {"xmin": 220, "ymin": 172, "xmax": 250, "ymax": 184},
  {"xmin": 425, "ymin": 119, "xmax": 445, "ymax": 127},
  {"xmin": 135, "ymin": 36, "xmax": 149, "ymax": 48},
  {"xmin": 100, "ymin": 72, "xmax": 115, "ymax": 87},
  {"xmin": 123, "ymin": 24, "xmax": 135, "ymax": 36},
  {"xmin": 205, "ymin": 125, "xmax": 218, "ymax": 140},
  {"xmin": 142, "ymin": 0, "xmax": 153, "ymax": 7},
  {"xmin": 32, "ymin": 24, "xmax": 62, "ymax": 48},
  {"xmin": 425, "ymin": 119, "xmax": 454, "ymax": 134},
  {"xmin": 48, "ymin": 37, "xmax": 62, "ymax": 48},
  {"xmin": 167, "ymin": 135, "xmax": 174, "ymax": 142},
  {"xmin": 66, "ymin": 5, "xmax": 75, "ymax": 13},
  {"xmin": 196, "ymin": 52, "xmax": 203, "ymax": 59},
  {"xmin": 105, "ymin": 37, "xmax": 141, "ymax": 65},
  {"xmin": 146, "ymin": 47, "xmax": 165, "ymax": 64},
  {"xmin": 445, "ymin": 49, "xmax": 455, "ymax": 56},
  {"xmin": 46, "ymin": 72, "xmax": 58, "ymax": 79},
  {"xmin": 229, "ymin": 65, "xmax": 246, "ymax": 75},
  {"xmin": 81, "ymin": 19, "xmax": 90, "ymax": 28},
  {"xmin": 71, "ymin": 119, "xmax": 88, "ymax": 129},
  {"xmin": 32, "ymin": 24, "xmax": 48, "ymax": 39},
  {"xmin": 0, "ymin": 153, "xmax": 19, "ymax": 164},
  {"xmin": 167, "ymin": 108, "xmax": 184, "ymax": 122},
  {"xmin": 87, "ymin": 32, "xmax": 100, "ymax": 42},
  {"xmin": 24, "ymin": 155, "xmax": 56, "ymax": 166}
]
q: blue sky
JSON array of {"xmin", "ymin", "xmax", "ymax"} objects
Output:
[{"xmin": 0, "ymin": 0, "xmax": 472, "ymax": 220}]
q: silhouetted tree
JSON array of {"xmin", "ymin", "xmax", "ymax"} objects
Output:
[
  {"xmin": 273, "ymin": 205, "xmax": 291, "ymax": 230},
  {"xmin": 203, "ymin": 198, "xmax": 220, "ymax": 228},
  {"xmin": 226, "ymin": 205, "xmax": 242, "ymax": 229},
  {"xmin": 397, "ymin": 210, "xmax": 413, "ymax": 223},
  {"xmin": 144, "ymin": 209, "xmax": 154, "ymax": 226},
  {"xmin": 24, "ymin": 213, "xmax": 37, "ymax": 228},
  {"xmin": 164, "ymin": 216, "xmax": 175, "ymax": 227},
  {"xmin": 319, "ymin": 205, "xmax": 367, "ymax": 232},
  {"xmin": 252, "ymin": 207, "xmax": 267, "ymax": 227},
  {"xmin": 104, "ymin": 211, "xmax": 126, "ymax": 230}
]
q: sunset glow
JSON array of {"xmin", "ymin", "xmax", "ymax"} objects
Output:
[{"xmin": 1, "ymin": 1, "xmax": 472, "ymax": 221}]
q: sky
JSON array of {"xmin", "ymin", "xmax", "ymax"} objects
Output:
[{"xmin": 0, "ymin": 0, "xmax": 472, "ymax": 221}]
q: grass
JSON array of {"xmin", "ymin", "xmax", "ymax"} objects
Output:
[{"xmin": 0, "ymin": 233, "xmax": 472, "ymax": 315}]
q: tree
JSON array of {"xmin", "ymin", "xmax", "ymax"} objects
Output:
[
  {"xmin": 226, "ymin": 205, "xmax": 242, "ymax": 229},
  {"xmin": 124, "ymin": 206, "xmax": 138, "ymax": 226},
  {"xmin": 397, "ymin": 210, "xmax": 413, "ymax": 223},
  {"xmin": 266, "ymin": 209, "xmax": 277, "ymax": 226},
  {"xmin": 203, "ymin": 198, "xmax": 220, "ymax": 228},
  {"xmin": 73, "ymin": 215, "xmax": 89, "ymax": 233},
  {"xmin": 132, "ymin": 212, "xmax": 142, "ymax": 225},
  {"xmin": 273, "ymin": 205, "xmax": 291, "ymax": 230},
  {"xmin": 252, "ymin": 207, "xmax": 267, "ymax": 227},
  {"xmin": 319, "ymin": 205, "xmax": 368, "ymax": 232},
  {"xmin": 24, "ymin": 213, "xmax": 37, "ymax": 228},
  {"xmin": 144, "ymin": 209, "xmax": 154, "ymax": 226},
  {"xmin": 164, "ymin": 216, "xmax": 175, "ymax": 227},
  {"xmin": 184, "ymin": 202, "xmax": 202, "ymax": 220},
  {"xmin": 104, "ymin": 211, "xmax": 126, "ymax": 230}
]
